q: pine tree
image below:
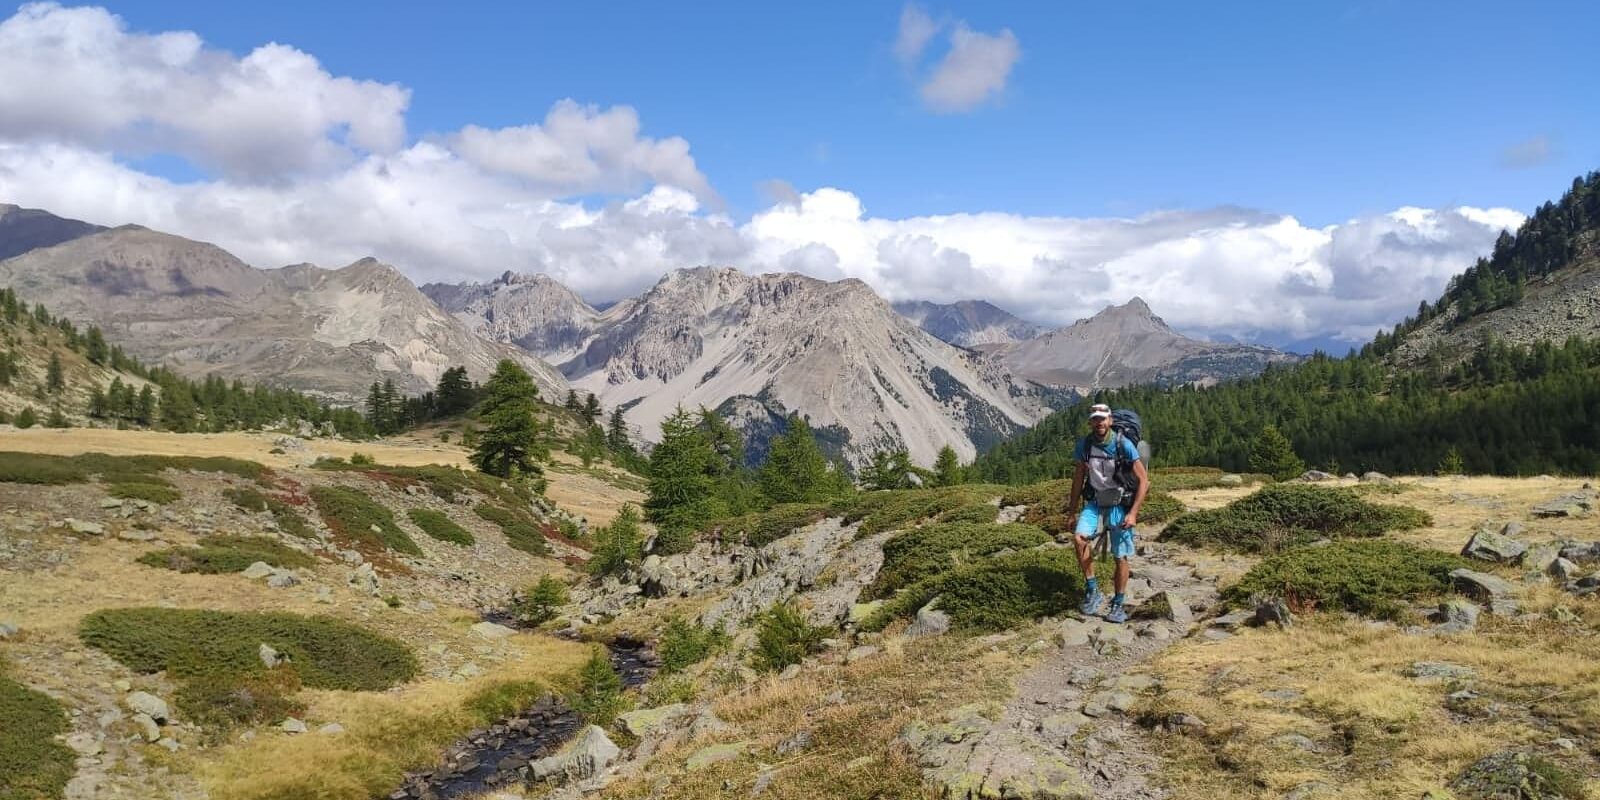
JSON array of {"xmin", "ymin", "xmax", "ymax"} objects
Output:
[
  {"xmin": 88, "ymin": 387, "xmax": 108, "ymax": 419},
  {"xmin": 159, "ymin": 384, "xmax": 198, "ymax": 432},
  {"xmin": 470, "ymin": 359, "xmax": 545, "ymax": 479},
  {"xmin": 565, "ymin": 389, "xmax": 580, "ymax": 412},
  {"xmin": 45, "ymin": 405, "xmax": 70, "ymax": 428},
  {"xmin": 582, "ymin": 393, "xmax": 601, "ymax": 426},
  {"xmin": 46, "ymin": 352, "xmax": 64, "ymax": 393},
  {"xmin": 588, "ymin": 504, "xmax": 643, "ymax": 577},
  {"xmin": 0, "ymin": 350, "xmax": 14, "ymax": 387},
  {"xmin": 15, "ymin": 406, "xmax": 37, "ymax": 429},
  {"xmin": 930, "ymin": 445, "xmax": 963, "ymax": 487},
  {"xmin": 435, "ymin": 366, "xmax": 475, "ymax": 417},
  {"xmin": 606, "ymin": 407, "xmax": 632, "ymax": 452},
  {"xmin": 644, "ymin": 407, "xmax": 720, "ymax": 550},
  {"xmin": 365, "ymin": 382, "xmax": 390, "ymax": 434},
  {"xmin": 1249, "ymin": 425, "xmax": 1305, "ymax": 481},
  {"xmin": 759, "ymin": 414, "xmax": 841, "ymax": 504},
  {"xmin": 135, "ymin": 385, "xmax": 156, "ymax": 426},
  {"xmin": 85, "ymin": 326, "xmax": 108, "ymax": 365},
  {"xmin": 1438, "ymin": 447, "xmax": 1466, "ymax": 476},
  {"xmin": 860, "ymin": 448, "xmax": 918, "ymax": 490}
]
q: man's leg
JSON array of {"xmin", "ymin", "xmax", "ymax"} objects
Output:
[
  {"xmin": 1105, "ymin": 507, "xmax": 1135, "ymax": 622},
  {"xmin": 1073, "ymin": 505, "xmax": 1104, "ymax": 614}
]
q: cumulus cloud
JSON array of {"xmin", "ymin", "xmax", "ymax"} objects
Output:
[
  {"xmin": 0, "ymin": 4, "xmax": 1521, "ymax": 346},
  {"xmin": 453, "ymin": 100, "xmax": 715, "ymax": 202},
  {"xmin": 894, "ymin": 3, "xmax": 939, "ymax": 66},
  {"xmin": 919, "ymin": 25, "xmax": 1020, "ymax": 113},
  {"xmin": 0, "ymin": 2, "xmax": 409, "ymax": 180},
  {"xmin": 1499, "ymin": 134, "xmax": 1556, "ymax": 169}
]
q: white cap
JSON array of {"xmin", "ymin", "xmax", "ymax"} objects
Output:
[{"xmin": 1088, "ymin": 404, "xmax": 1111, "ymax": 420}]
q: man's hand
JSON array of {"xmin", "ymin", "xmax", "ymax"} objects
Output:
[
  {"xmin": 1066, "ymin": 503, "xmax": 1081, "ymax": 521},
  {"xmin": 1121, "ymin": 511, "xmax": 1138, "ymax": 529}
]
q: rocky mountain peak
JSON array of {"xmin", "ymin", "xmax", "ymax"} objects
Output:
[{"xmin": 1081, "ymin": 296, "xmax": 1172, "ymax": 333}]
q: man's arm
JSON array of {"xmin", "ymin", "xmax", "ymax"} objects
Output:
[
  {"xmin": 1125, "ymin": 459, "xmax": 1150, "ymax": 526},
  {"xmin": 1068, "ymin": 461, "xmax": 1087, "ymax": 515}
]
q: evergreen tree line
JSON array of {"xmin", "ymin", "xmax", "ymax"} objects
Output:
[
  {"xmin": 972, "ymin": 334, "xmax": 1600, "ymax": 482},
  {"xmin": 364, "ymin": 367, "xmax": 479, "ymax": 436},
  {"xmin": 0, "ymin": 286, "xmax": 369, "ymax": 437}
]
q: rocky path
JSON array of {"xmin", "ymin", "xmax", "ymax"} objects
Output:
[{"xmin": 908, "ymin": 538, "xmax": 1221, "ymax": 800}]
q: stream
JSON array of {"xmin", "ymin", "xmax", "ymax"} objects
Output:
[{"xmin": 388, "ymin": 639, "xmax": 656, "ymax": 800}]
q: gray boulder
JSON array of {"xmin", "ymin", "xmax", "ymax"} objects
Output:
[
  {"xmin": 125, "ymin": 691, "xmax": 170, "ymax": 723},
  {"xmin": 1549, "ymin": 558, "xmax": 1582, "ymax": 581},
  {"xmin": 1450, "ymin": 568, "xmax": 1516, "ymax": 600},
  {"xmin": 530, "ymin": 725, "xmax": 620, "ymax": 782},
  {"xmin": 1217, "ymin": 474, "xmax": 1244, "ymax": 487},
  {"xmin": 267, "ymin": 570, "xmax": 300, "ymax": 588},
  {"xmin": 1433, "ymin": 599, "xmax": 1480, "ymax": 633},
  {"xmin": 906, "ymin": 598, "xmax": 951, "ymax": 638},
  {"xmin": 1532, "ymin": 490, "xmax": 1595, "ymax": 518},
  {"xmin": 1360, "ymin": 472, "xmax": 1393, "ymax": 484},
  {"xmin": 241, "ymin": 561, "xmax": 275, "ymax": 580},
  {"xmin": 1452, "ymin": 751, "xmax": 1581, "ymax": 799},
  {"xmin": 65, "ymin": 518, "xmax": 105, "ymax": 535},
  {"xmin": 1300, "ymin": 470, "xmax": 1333, "ymax": 482},
  {"xmin": 279, "ymin": 717, "xmax": 308, "ymax": 734},
  {"xmin": 132, "ymin": 712, "xmax": 161, "ymax": 742},
  {"xmin": 1461, "ymin": 525, "xmax": 1527, "ymax": 563},
  {"xmin": 259, "ymin": 643, "xmax": 287, "ymax": 668}
]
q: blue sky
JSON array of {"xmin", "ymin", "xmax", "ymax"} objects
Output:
[
  {"xmin": 0, "ymin": 1, "xmax": 1593, "ymax": 348},
  {"xmin": 104, "ymin": 1, "xmax": 1597, "ymax": 223}
]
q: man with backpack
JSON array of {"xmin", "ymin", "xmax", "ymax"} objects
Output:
[{"xmin": 1065, "ymin": 403, "xmax": 1150, "ymax": 623}]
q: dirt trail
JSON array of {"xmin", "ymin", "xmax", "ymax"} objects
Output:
[{"xmin": 1003, "ymin": 538, "xmax": 1222, "ymax": 799}]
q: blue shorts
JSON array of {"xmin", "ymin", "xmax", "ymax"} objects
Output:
[{"xmin": 1076, "ymin": 504, "xmax": 1135, "ymax": 559}]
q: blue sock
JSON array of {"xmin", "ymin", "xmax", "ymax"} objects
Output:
[
  {"xmin": 1112, "ymin": 593, "xmax": 1126, "ymax": 606},
  {"xmin": 1086, "ymin": 577, "xmax": 1099, "ymax": 594}
]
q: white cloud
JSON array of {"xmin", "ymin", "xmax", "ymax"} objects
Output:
[
  {"xmin": 0, "ymin": 4, "xmax": 1521, "ymax": 347},
  {"xmin": 894, "ymin": 3, "xmax": 939, "ymax": 66},
  {"xmin": 919, "ymin": 25, "xmax": 1020, "ymax": 113},
  {"xmin": 0, "ymin": 2, "xmax": 409, "ymax": 180},
  {"xmin": 453, "ymin": 100, "xmax": 715, "ymax": 203}
]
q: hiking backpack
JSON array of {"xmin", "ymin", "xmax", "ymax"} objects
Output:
[{"xmin": 1082, "ymin": 408, "xmax": 1151, "ymax": 507}]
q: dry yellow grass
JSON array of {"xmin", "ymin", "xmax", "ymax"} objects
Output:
[{"xmin": 199, "ymin": 635, "xmax": 591, "ymax": 800}]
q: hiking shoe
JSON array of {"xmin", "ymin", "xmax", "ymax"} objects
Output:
[
  {"xmin": 1080, "ymin": 589, "xmax": 1104, "ymax": 616},
  {"xmin": 1105, "ymin": 602, "xmax": 1129, "ymax": 624}
]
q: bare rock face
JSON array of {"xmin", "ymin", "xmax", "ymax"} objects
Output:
[
  {"xmin": 990, "ymin": 297, "xmax": 1298, "ymax": 390},
  {"xmin": 0, "ymin": 225, "xmax": 567, "ymax": 402},
  {"xmin": 557, "ymin": 267, "xmax": 1053, "ymax": 468},
  {"xmin": 892, "ymin": 299, "xmax": 1049, "ymax": 348},
  {"xmin": 423, "ymin": 271, "xmax": 613, "ymax": 364},
  {"xmin": 0, "ymin": 203, "xmax": 104, "ymax": 261}
]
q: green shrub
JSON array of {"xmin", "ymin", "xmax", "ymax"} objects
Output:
[
  {"xmin": 0, "ymin": 452, "xmax": 267, "ymax": 486},
  {"xmin": 13, "ymin": 406, "xmax": 36, "ymax": 429},
  {"xmin": 567, "ymin": 648, "xmax": 629, "ymax": 726},
  {"xmin": 406, "ymin": 508, "xmax": 475, "ymax": 546},
  {"xmin": 704, "ymin": 503, "xmax": 830, "ymax": 549},
  {"xmin": 588, "ymin": 505, "xmax": 643, "ymax": 578},
  {"xmin": 223, "ymin": 487, "xmax": 315, "ymax": 538},
  {"xmin": 936, "ymin": 502, "xmax": 1000, "ymax": 525},
  {"xmin": 349, "ymin": 452, "xmax": 376, "ymax": 466},
  {"xmin": 78, "ymin": 608, "xmax": 417, "ymax": 691},
  {"xmin": 223, "ymin": 486, "xmax": 270, "ymax": 512},
  {"xmin": 0, "ymin": 671, "xmax": 75, "ymax": 800},
  {"xmin": 839, "ymin": 485, "xmax": 1007, "ymax": 536},
  {"xmin": 511, "ymin": 575, "xmax": 569, "ymax": 626},
  {"xmin": 172, "ymin": 668, "xmax": 304, "ymax": 729},
  {"xmin": 464, "ymin": 679, "xmax": 546, "ymax": 721},
  {"xmin": 309, "ymin": 485, "xmax": 420, "ymax": 556},
  {"xmin": 137, "ymin": 535, "xmax": 316, "ymax": 574},
  {"xmin": 313, "ymin": 460, "xmax": 537, "ymax": 508},
  {"xmin": 863, "ymin": 548, "xmax": 1085, "ymax": 633},
  {"xmin": 1224, "ymin": 540, "xmax": 1468, "ymax": 620},
  {"xmin": 109, "ymin": 481, "xmax": 181, "ymax": 504},
  {"xmin": 869, "ymin": 523, "xmax": 1050, "ymax": 599},
  {"xmin": 656, "ymin": 616, "xmax": 729, "ymax": 675},
  {"xmin": 1163, "ymin": 483, "xmax": 1433, "ymax": 554},
  {"xmin": 1140, "ymin": 491, "xmax": 1185, "ymax": 523},
  {"xmin": 751, "ymin": 603, "xmax": 831, "ymax": 673},
  {"xmin": 473, "ymin": 503, "xmax": 549, "ymax": 556},
  {"xmin": 651, "ymin": 525, "xmax": 694, "ymax": 556}
]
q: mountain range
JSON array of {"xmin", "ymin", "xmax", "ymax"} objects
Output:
[{"xmin": 1, "ymin": 202, "xmax": 1297, "ymax": 464}]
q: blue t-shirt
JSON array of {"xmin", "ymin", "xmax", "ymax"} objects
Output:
[{"xmin": 1074, "ymin": 433, "xmax": 1140, "ymax": 492}]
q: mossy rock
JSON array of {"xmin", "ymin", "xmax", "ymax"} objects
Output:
[{"xmin": 1450, "ymin": 751, "xmax": 1585, "ymax": 799}]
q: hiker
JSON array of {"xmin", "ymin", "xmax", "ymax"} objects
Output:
[{"xmin": 1065, "ymin": 403, "xmax": 1149, "ymax": 623}]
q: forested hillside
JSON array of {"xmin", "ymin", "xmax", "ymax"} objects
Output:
[{"xmin": 972, "ymin": 171, "xmax": 1600, "ymax": 482}]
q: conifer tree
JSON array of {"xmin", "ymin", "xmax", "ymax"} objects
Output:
[
  {"xmin": 14, "ymin": 406, "xmax": 37, "ymax": 429},
  {"xmin": 565, "ymin": 389, "xmax": 580, "ymax": 412},
  {"xmin": 860, "ymin": 448, "xmax": 918, "ymax": 490},
  {"xmin": 606, "ymin": 406, "xmax": 632, "ymax": 452},
  {"xmin": 930, "ymin": 445, "xmax": 964, "ymax": 487},
  {"xmin": 45, "ymin": 405, "xmax": 70, "ymax": 428},
  {"xmin": 582, "ymin": 393, "xmax": 601, "ymax": 426},
  {"xmin": 434, "ymin": 366, "xmax": 475, "ymax": 417},
  {"xmin": 588, "ymin": 504, "xmax": 643, "ymax": 577},
  {"xmin": 1249, "ymin": 425, "xmax": 1305, "ymax": 481},
  {"xmin": 470, "ymin": 359, "xmax": 545, "ymax": 479},
  {"xmin": 1437, "ymin": 447, "xmax": 1466, "ymax": 476},
  {"xmin": 645, "ymin": 407, "xmax": 721, "ymax": 552},
  {"xmin": 46, "ymin": 352, "xmax": 64, "ymax": 393},
  {"xmin": 85, "ymin": 326, "xmax": 108, "ymax": 365},
  {"xmin": 159, "ymin": 384, "xmax": 197, "ymax": 432},
  {"xmin": 135, "ymin": 386, "xmax": 156, "ymax": 426},
  {"xmin": 759, "ymin": 414, "xmax": 842, "ymax": 504}
]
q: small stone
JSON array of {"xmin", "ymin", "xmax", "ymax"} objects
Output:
[
  {"xmin": 1038, "ymin": 712, "xmax": 1090, "ymax": 743},
  {"xmin": 1549, "ymin": 558, "xmax": 1581, "ymax": 580},
  {"xmin": 65, "ymin": 518, "xmax": 105, "ymax": 535},
  {"xmin": 1165, "ymin": 712, "xmax": 1207, "ymax": 732},
  {"xmin": 279, "ymin": 717, "xmax": 308, "ymax": 734},
  {"xmin": 0, "ymin": 621, "xmax": 18, "ymax": 640},
  {"xmin": 469, "ymin": 621, "xmax": 517, "ymax": 640},
  {"xmin": 1360, "ymin": 472, "xmax": 1392, "ymax": 484},
  {"xmin": 112, "ymin": 679, "xmax": 131, "ymax": 693},
  {"xmin": 315, "ymin": 586, "xmax": 335, "ymax": 604},
  {"xmin": 317, "ymin": 723, "xmax": 345, "ymax": 735},
  {"xmin": 132, "ymin": 713, "xmax": 160, "ymax": 742},
  {"xmin": 1552, "ymin": 737, "xmax": 1577, "ymax": 750},
  {"xmin": 1450, "ymin": 568, "xmax": 1516, "ymax": 600},
  {"xmin": 416, "ymin": 600, "xmax": 436, "ymax": 612},
  {"xmin": 1149, "ymin": 590, "xmax": 1194, "ymax": 626},
  {"xmin": 1462, "ymin": 525, "xmax": 1528, "ymax": 563},
  {"xmin": 686, "ymin": 742, "xmax": 747, "ymax": 771},
  {"xmin": 125, "ymin": 691, "xmax": 170, "ymax": 723},
  {"xmin": 1217, "ymin": 474, "xmax": 1244, "ymax": 486},
  {"xmin": 100, "ymin": 498, "xmax": 124, "ymax": 509},
  {"xmin": 267, "ymin": 570, "xmax": 299, "ymax": 588},
  {"xmin": 778, "ymin": 664, "xmax": 801, "ymax": 680},
  {"xmin": 845, "ymin": 645, "xmax": 880, "ymax": 663},
  {"xmin": 905, "ymin": 599, "xmax": 951, "ymax": 638},
  {"xmin": 618, "ymin": 704, "xmax": 687, "ymax": 738},
  {"xmin": 1299, "ymin": 470, "xmax": 1333, "ymax": 482},
  {"xmin": 259, "ymin": 643, "xmax": 286, "ymax": 668},
  {"xmin": 1272, "ymin": 733, "xmax": 1321, "ymax": 752},
  {"xmin": 1259, "ymin": 688, "xmax": 1303, "ymax": 702},
  {"xmin": 1408, "ymin": 661, "xmax": 1476, "ymax": 681},
  {"xmin": 1105, "ymin": 692, "xmax": 1137, "ymax": 714},
  {"xmin": 1434, "ymin": 598, "xmax": 1480, "ymax": 632},
  {"xmin": 1067, "ymin": 666, "xmax": 1102, "ymax": 687},
  {"xmin": 775, "ymin": 729, "xmax": 813, "ymax": 755},
  {"xmin": 156, "ymin": 737, "xmax": 180, "ymax": 752},
  {"xmin": 65, "ymin": 732, "xmax": 103, "ymax": 756},
  {"xmin": 241, "ymin": 561, "xmax": 275, "ymax": 580},
  {"xmin": 1210, "ymin": 610, "xmax": 1252, "ymax": 630}
]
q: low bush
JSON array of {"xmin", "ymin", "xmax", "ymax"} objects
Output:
[
  {"xmin": 223, "ymin": 486, "xmax": 270, "ymax": 512},
  {"xmin": 173, "ymin": 668, "xmax": 304, "ymax": 729},
  {"xmin": 224, "ymin": 487, "xmax": 316, "ymax": 539},
  {"xmin": 656, "ymin": 616, "xmax": 729, "ymax": 675},
  {"xmin": 588, "ymin": 505, "xmax": 643, "ymax": 578},
  {"xmin": 0, "ymin": 669, "xmax": 75, "ymax": 800},
  {"xmin": 349, "ymin": 452, "xmax": 376, "ymax": 466},
  {"xmin": 704, "ymin": 503, "xmax": 830, "ymax": 549},
  {"xmin": 405, "ymin": 509, "xmax": 475, "ymax": 546},
  {"xmin": 79, "ymin": 608, "xmax": 414, "ymax": 736},
  {"xmin": 309, "ymin": 486, "xmax": 420, "ymax": 556},
  {"xmin": 463, "ymin": 679, "xmax": 546, "ymax": 721},
  {"xmin": 936, "ymin": 502, "xmax": 1000, "ymax": 525},
  {"xmin": 137, "ymin": 535, "xmax": 316, "ymax": 574},
  {"xmin": 109, "ymin": 481, "xmax": 181, "ymax": 505},
  {"xmin": 1163, "ymin": 483, "xmax": 1433, "ymax": 554},
  {"xmin": 863, "ymin": 548, "xmax": 1085, "ymax": 633},
  {"xmin": 79, "ymin": 608, "xmax": 417, "ymax": 692},
  {"xmin": 869, "ymin": 522, "xmax": 1050, "ymax": 599},
  {"xmin": 510, "ymin": 575, "xmax": 569, "ymax": 626},
  {"xmin": 839, "ymin": 485, "xmax": 1008, "ymax": 536},
  {"xmin": 751, "ymin": 603, "xmax": 831, "ymax": 673},
  {"xmin": 567, "ymin": 648, "xmax": 629, "ymax": 726},
  {"xmin": 1224, "ymin": 540, "xmax": 1468, "ymax": 620},
  {"xmin": 0, "ymin": 451, "xmax": 268, "ymax": 486},
  {"xmin": 472, "ymin": 504, "xmax": 549, "ymax": 556},
  {"xmin": 312, "ymin": 460, "xmax": 538, "ymax": 507}
]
